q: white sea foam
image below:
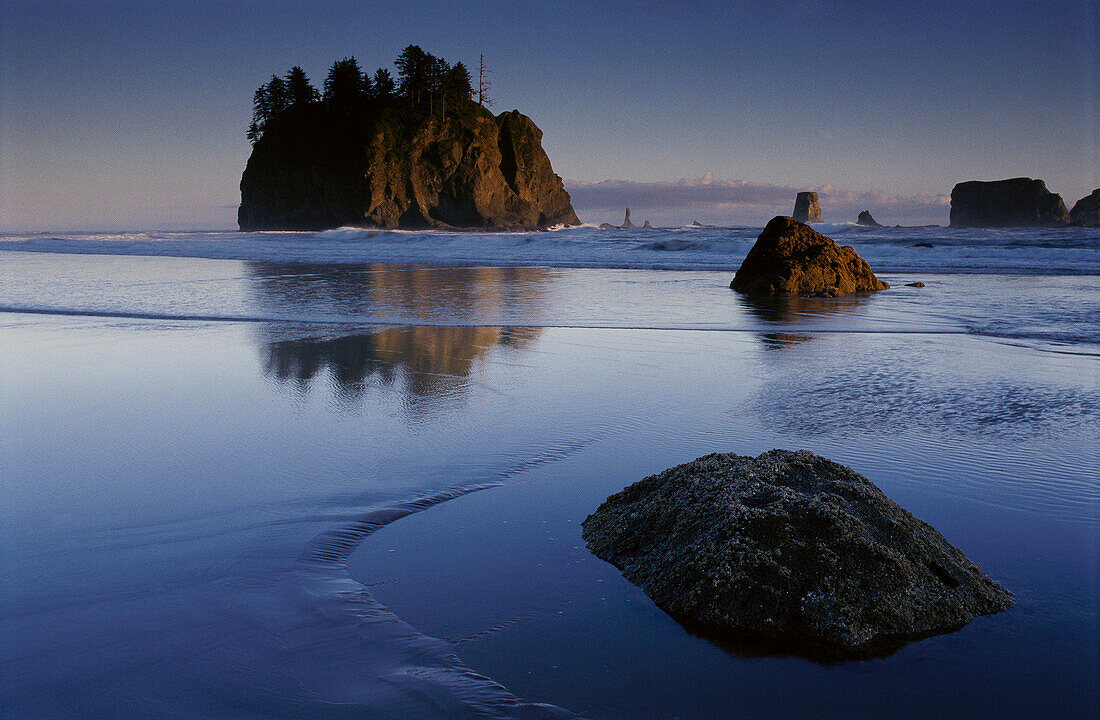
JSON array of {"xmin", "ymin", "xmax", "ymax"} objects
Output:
[{"xmin": 1, "ymin": 224, "xmax": 1098, "ymax": 274}]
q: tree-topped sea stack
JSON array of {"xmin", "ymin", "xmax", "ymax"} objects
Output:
[
  {"xmin": 731, "ymin": 216, "xmax": 888, "ymax": 296},
  {"xmin": 238, "ymin": 47, "xmax": 579, "ymax": 231}
]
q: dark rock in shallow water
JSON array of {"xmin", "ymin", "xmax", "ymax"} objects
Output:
[
  {"xmin": 731, "ymin": 216, "xmax": 888, "ymax": 296},
  {"xmin": 239, "ymin": 104, "xmax": 579, "ymax": 230},
  {"xmin": 906, "ymin": 281, "xmax": 926, "ymax": 287},
  {"xmin": 912, "ymin": 242, "xmax": 934, "ymax": 248},
  {"xmin": 856, "ymin": 210, "xmax": 882, "ymax": 227},
  {"xmin": 793, "ymin": 191, "xmax": 822, "ymax": 223},
  {"xmin": 949, "ymin": 178, "xmax": 1069, "ymax": 227},
  {"xmin": 643, "ymin": 220, "xmax": 653, "ymax": 228},
  {"xmin": 1069, "ymin": 189, "xmax": 1100, "ymax": 227},
  {"xmin": 582, "ymin": 450, "xmax": 1013, "ymax": 661}
]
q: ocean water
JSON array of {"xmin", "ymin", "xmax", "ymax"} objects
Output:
[
  {"xmin": 3, "ymin": 222, "xmax": 1100, "ymax": 275},
  {"xmin": 0, "ymin": 227, "xmax": 1097, "ymax": 719}
]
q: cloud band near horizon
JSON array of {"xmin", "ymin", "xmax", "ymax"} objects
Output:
[{"xmin": 564, "ymin": 173, "xmax": 951, "ymax": 227}]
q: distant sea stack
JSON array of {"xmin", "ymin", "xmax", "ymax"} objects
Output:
[
  {"xmin": 1069, "ymin": 189, "xmax": 1100, "ymax": 227},
  {"xmin": 793, "ymin": 192, "xmax": 822, "ymax": 223},
  {"xmin": 856, "ymin": 210, "xmax": 882, "ymax": 227},
  {"xmin": 731, "ymin": 216, "xmax": 888, "ymax": 297},
  {"xmin": 599, "ymin": 207, "xmax": 639, "ymax": 230},
  {"xmin": 949, "ymin": 178, "xmax": 1069, "ymax": 227},
  {"xmin": 238, "ymin": 49, "xmax": 579, "ymax": 231}
]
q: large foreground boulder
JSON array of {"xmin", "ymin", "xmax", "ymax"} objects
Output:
[
  {"xmin": 949, "ymin": 178, "xmax": 1069, "ymax": 227},
  {"xmin": 582, "ymin": 450, "xmax": 1013, "ymax": 660},
  {"xmin": 793, "ymin": 191, "xmax": 821, "ymax": 223},
  {"xmin": 1069, "ymin": 189, "xmax": 1100, "ymax": 227},
  {"xmin": 731, "ymin": 216, "xmax": 888, "ymax": 296}
]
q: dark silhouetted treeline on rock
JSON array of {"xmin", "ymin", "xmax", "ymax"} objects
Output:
[{"xmin": 238, "ymin": 47, "xmax": 578, "ymax": 231}]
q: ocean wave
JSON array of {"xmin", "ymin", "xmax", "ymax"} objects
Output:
[{"xmin": 2, "ymin": 225, "xmax": 1098, "ymax": 274}]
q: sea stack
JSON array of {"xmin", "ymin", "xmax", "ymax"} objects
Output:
[
  {"xmin": 1069, "ymin": 189, "xmax": 1100, "ymax": 227},
  {"xmin": 621, "ymin": 207, "xmax": 635, "ymax": 229},
  {"xmin": 856, "ymin": 210, "xmax": 883, "ymax": 227},
  {"xmin": 730, "ymin": 216, "xmax": 888, "ymax": 296},
  {"xmin": 793, "ymin": 192, "xmax": 822, "ymax": 223},
  {"xmin": 949, "ymin": 178, "xmax": 1069, "ymax": 227},
  {"xmin": 582, "ymin": 449, "xmax": 1013, "ymax": 661},
  {"xmin": 239, "ymin": 105, "xmax": 579, "ymax": 231}
]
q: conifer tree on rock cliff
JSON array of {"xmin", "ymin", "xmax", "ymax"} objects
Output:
[
  {"xmin": 247, "ymin": 75, "xmax": 289, "ymax": 143},
  {"xmin": 284, "ymin": 66, "xmax": 319, "ymax": 107},
  {"xmin": 443, "ymin": 62, "xmax": 473, "ymax": 105},
  {"xmin": 323, "ymin": 57, "xmax": 367, "ymax": 107},
  {"xmin": 371, "ymin": 68, "xmax": 395, "ymax": 99},
  {"xmin": 395, "ymin": 45, "xmax": 432, "ymax": 106}
]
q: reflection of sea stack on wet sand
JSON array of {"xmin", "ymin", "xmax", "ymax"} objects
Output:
[{"xmin": 252, "ymin": 264, "xmax": 547, "ymax": 403}]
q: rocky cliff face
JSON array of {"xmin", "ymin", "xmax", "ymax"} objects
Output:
[
  {"xmin": 239, "ymin": 103, "xmax": 579, "ymax": 230},
  {"xmin": 949, "ymin": 178, "xmax": 1069, "ymax": 227},
  {"xmin": 1069, "ymin": 189, "xmax": 1100, "ymax": 227},
  {"xmin": 793, "ymin": 192, "xmax": 821, "ymax": 223}
]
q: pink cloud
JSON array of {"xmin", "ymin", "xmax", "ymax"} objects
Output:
[{"xmin": 566, "ymin": 173, "xmax": 950, "ymax": 226}]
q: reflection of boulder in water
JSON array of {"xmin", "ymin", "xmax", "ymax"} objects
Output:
[
  {"xmin": 263, "ymin": 326, "xmax": 540, "ymax": 405},
  {"xmin": 758, "ymin": 332, "xmax": 815, "ymax": 349},
  {"xmin": 739, "ymin": 294, "xmax": 869, "ymax": 323},
  {"xmin": 739, "ymin": 294, "xmax": 871, "ymax": 349}
]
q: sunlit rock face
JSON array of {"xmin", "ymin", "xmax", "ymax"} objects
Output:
[
  {"xmin": 582, "ymin": 449, "xmax": 1014, "ymax": 661},
  {"xmin": 730, "ymin": 216, "xmax": 888, "ymax": 297},
  {"xmin": 949, "ymin": 178, "xmax": 1069, "ymax": 227},
  {"xmin": 793, "ymin": 192, "xmax": 821, "ymax": 223},
  {"xmin": 239, "ymin": 103, "xmax": 579, "ymax": 230}
]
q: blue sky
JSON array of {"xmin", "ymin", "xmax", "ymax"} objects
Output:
[{"xmin": 1, "ymin": 0, "xmax": 1096, "ymax": 229}]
